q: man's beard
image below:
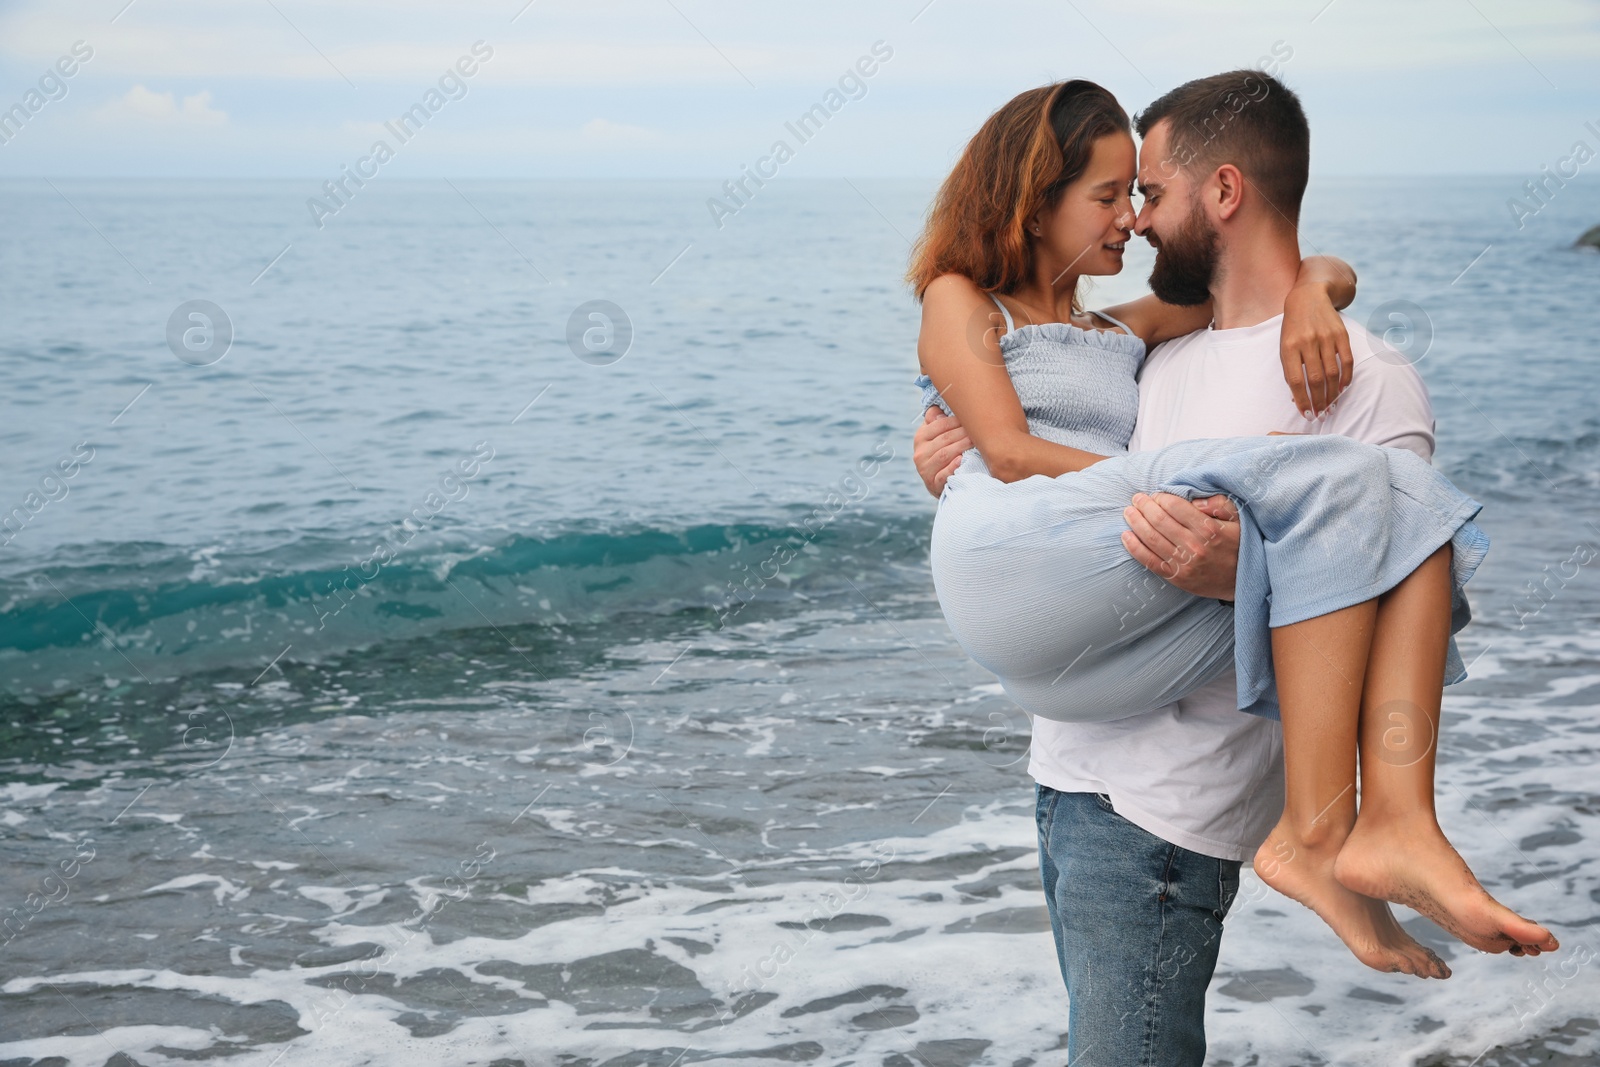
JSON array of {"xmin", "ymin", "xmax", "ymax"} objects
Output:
[{"xmin": 1147, "ymin": 200, "xmax": 1218, "ymax": 306}]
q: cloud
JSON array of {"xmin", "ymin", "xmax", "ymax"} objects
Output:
[
  {"xmin": 5, "ymin": 0, "xmax": 1595, "ymax": 88},
  {"xmin": 579, "ymin": 118, "xmax": 663, "ymax": 146},
  {"xmin": 96, "ymin": 85, "xmax": 227, "ymax": 125},
  {"xmin": 2, "ymin": 0, "xmax": 1595, "ymax": 177}
]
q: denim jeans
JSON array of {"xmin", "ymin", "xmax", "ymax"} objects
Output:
[{"xmin": 1036, "ymin": 785, "xmax": 1241, "ymax": 1067}]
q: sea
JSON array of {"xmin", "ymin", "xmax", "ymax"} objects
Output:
[{"xmin": 1, "ymin": 174, "xmax": 1597, "ymax": 1067}]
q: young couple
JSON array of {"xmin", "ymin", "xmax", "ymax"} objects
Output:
[{"xmin": 906, "ymin": 72, "xmax": 1558, "ymax": 1064}]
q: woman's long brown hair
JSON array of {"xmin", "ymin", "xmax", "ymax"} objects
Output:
[{"xmin": 906, "ymin": 80, "xmax": 1130, "ymax": 305}]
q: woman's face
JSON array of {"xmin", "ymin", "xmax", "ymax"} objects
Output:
[{"xmin": 1034, "ymin": 131, "xmax": 1137, "ymax": 278}]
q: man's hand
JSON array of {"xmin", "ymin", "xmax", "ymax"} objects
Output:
[
  {"xmin": 914, "ymin": 407, "xmax": 972, "ymax": 498},
  {"xmin": 1120, "ymin": 492, "xmax": 1240, "ymax": 600}
]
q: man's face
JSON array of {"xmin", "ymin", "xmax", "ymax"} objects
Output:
[{"xmin": 1134, "ymin": 120, "xmax": 1219, "ymax": 307}]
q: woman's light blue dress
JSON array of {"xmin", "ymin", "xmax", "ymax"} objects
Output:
[{"xmin": 915, "ymin": 300, "xmax": 1487, "ymax": 723}]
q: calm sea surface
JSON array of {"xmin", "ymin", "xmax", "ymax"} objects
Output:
[{"xmin": 1, "ymin": 176, "xmax": 1598, "ymax": 1065}]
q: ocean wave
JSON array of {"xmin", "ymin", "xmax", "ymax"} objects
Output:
[{"xmin": 0, "ymin": 512, "xmax": 935, "ymax": 697}]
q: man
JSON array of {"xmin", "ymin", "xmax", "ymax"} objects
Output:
[{"xmin": 912, "ymin": 72, "xmax": 1436, "ymax": 1065}]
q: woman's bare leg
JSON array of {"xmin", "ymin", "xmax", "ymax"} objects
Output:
[
  {"xmin": 1333, "ymin": 546, "xmax": 1558, "ymax": 955},
  {"xmin": 1254, "ymin": 598, "xmax": 1450, "ymax": 978}
]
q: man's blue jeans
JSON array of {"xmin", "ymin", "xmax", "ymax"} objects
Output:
[{"xmin": 1036, "ymin": 785, "xmax": 1242, "ymax": 1067}]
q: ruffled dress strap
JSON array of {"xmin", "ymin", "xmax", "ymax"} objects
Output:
[
  {"xmin": 1087, "ymin": 307, "xmax": 1135, "ymax": 336},
  {"xmin": 987, "ymin": 292, "xmax": 1016, "ymax": 336}
]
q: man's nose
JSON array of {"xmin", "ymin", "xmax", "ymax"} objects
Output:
[{"xmin": 1132, "ymin": 204, "xmax": 1152, "ymax": 236}]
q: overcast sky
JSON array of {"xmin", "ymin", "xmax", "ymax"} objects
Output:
[{"xmin": 0, "ymin": 0, "xmax": 1596, "ymax": 179}]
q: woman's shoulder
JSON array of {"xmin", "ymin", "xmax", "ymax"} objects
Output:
[
  {"xmin": 923, "ymin": 272, "xmax": 991, "ymax": 308},
  {"xmin": 920, "ymin": 274, "xmax": 1008, "ymax": 342}
]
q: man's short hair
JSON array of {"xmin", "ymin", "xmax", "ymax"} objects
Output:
[{"xmin": 1136, "ymin": 70, "xmax": 1309, "ymax": 225}]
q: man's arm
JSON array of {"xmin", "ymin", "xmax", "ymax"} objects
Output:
[
  {"xmin": 1125, "ymin": 324, "xmax": 1438, "ymax": 599},
  {"xmin": 917, "ymin": 403, "xmax": 1243, "ymax": 595},
  {"xmin": 916, "ymin": 396, "xmax": 1241, "ymax": 591}
]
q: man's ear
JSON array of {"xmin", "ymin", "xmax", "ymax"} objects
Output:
[{"xmin": 1213, "ymin": 163, "xmax": 1246, "ymax": 222}]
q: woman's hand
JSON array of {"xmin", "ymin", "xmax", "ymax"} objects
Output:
[
  {"xmin": 1281, "ymin": 281, "xmax": 1353, "ymax": 419},
  {"xmin": 914, "ymin": 407, "xmax": 971, "ymax": 497}
]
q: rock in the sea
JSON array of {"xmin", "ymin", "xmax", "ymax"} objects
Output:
[{"xmin": 1577, "ymin": 223, "xmax": 1600, "ymax": 249}]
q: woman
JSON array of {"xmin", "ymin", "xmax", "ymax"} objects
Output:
[{"xmin": 909, "ymin": 80, "xmax": 1556, "ymax": 978}]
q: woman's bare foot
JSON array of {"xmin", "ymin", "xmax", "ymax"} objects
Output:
[
  {"xmin": 1333, "ymin": 816, "xmax": 1558, "ymax": 956},
  {"xmin": 1255, "ymin": 822, "xmax": 1450, "ymax": 979}
]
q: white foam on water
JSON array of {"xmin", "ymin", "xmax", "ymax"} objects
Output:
[
  {"xmin": 1202, "ymin": 672, "xmax": 1600, "ymax": 1065},
  {"xmin": 699, "ymin": 714, "xmax": 788, "ymax": 757},
  {"xmin": 0, "ymin": 1024, "xmax": 219, "ymax": 1066},
  {"xmin": 297, "ymin": 885, "xmax": 390, "ymax": 916},
  {"xmin": 3, "ymin": 748, "xmax": 1596, "ymax": 1066},
  {"xmin": 143, "ymin": 874, "xmax": 252, "ymax": 906},
  {"xmin": 1543, "ymin": 672, "xmax": 1600, "ymax": 699},
  {"xmin": 1, "ymin": 781, "xmax": 63, "ymax": 804},
  {"xmin": 3, "ymin": 644, "xmax": 1594, "ymax": 1065}
]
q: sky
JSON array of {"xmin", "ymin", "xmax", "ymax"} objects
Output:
[{"xmin": 0, "ymin": 0, "xmax": 1597, "ymax": 180}]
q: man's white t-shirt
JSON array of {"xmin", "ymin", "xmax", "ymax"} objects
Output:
[{"xmin": 1026, "ymin": 312, "xmax": 1436, "ymax": 862}]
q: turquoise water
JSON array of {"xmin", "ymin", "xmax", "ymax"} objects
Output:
[{"xmin": 1, "ymin": 176, "xmax": 1598, "ymax": 1065}]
